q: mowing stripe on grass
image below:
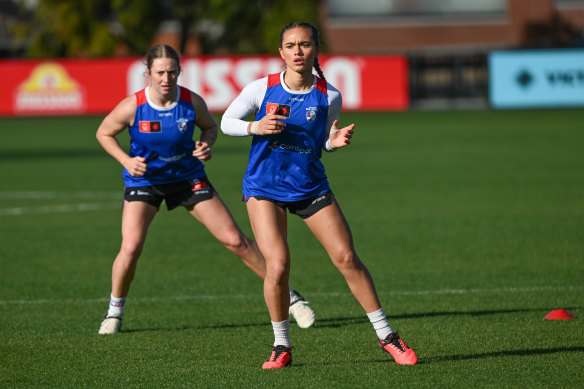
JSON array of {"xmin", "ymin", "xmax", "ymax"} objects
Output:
[{"xmin": 1, "ymin": 285, "xmax": 581, "ymax": 305}]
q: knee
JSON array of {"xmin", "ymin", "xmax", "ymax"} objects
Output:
[
  {"xmin": 331, "ymin": 249, "xmax": 362, "ymax": 272},
  {"xmin": 119, "ymin": 240, "xmax": 143, "ymax": 263},
  {"xmin": 221, "ymin": 231, "xmax": 250, "ymax": 256},
  {"xmin": 265, "ymin": 261, "xmax": 289, "ymax": 285}
]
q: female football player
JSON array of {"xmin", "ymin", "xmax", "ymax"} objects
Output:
[
  {"xmin": 221, "ymin": 22, "xmax": 417, "ymax": 369},
  {"xmin": 96, "ymin": 44, "xmax": 315, "ymax": 335}
]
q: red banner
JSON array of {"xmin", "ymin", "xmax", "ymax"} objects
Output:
[{"xmin": 0, "ymin": 55, "xmax": 408, "ymax": 116}]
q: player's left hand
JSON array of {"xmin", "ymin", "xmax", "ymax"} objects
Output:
[
  {"xmin": 193, "ymin": 140, "xmax": 212, "ymax": 161},
  {"xmin": 329, "ymin": 120, "xmax": 354, "ymax": 149}
]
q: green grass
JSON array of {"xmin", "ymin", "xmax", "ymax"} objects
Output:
[{"xmin": 1, "ymin": 110, "xmax": 583, "ymax": 388}]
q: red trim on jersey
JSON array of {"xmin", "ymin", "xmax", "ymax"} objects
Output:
[
  {"xmin": 135, "ymin": 89, "xmax": 147, "ymax": 106},
  {"xmin": 267, "ymin": 73, "xmax": 281, "ymax": 88},
  {"xmin": 136, "ymin": 87, "xmax": 192, "ymax": 106},
  {"xmin": 267, "ymin": 73, "xmax": 327, "ymax": 95},
  {"xmin": 179, "ymin": 86, "xmax": 192, "ymax": 103},
  {"xmin": 315, "ymin": 77, "xmax": 327, "ymax": 95}
]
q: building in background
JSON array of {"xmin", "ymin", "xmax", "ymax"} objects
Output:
[
  {"xmin": 1, "ymin": 0, "xmax": 583, "ymax": 113},
  {"xmin": 322, "ymin": 0, "xmax": 584, "ymax": 53},
  {"xmin": 322, "ymin": 0, "xmax": 584, "ymax": 109}
]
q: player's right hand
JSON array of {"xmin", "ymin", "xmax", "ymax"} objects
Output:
[
  {"xmin": 124, "ymin": 156, "xmax": 147, "ymax": 177},
  {"xmin": 257, "ymin": 114, "xmax": 286, "ymax": 135}
]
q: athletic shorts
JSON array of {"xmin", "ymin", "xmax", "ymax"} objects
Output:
[
  {"xmin": 244, "ymin": 191, "xmax": 333, "ymax": 219},
  {"xmin": 124, "ymin": 176, "xmax": 214, "ymax": 210}
]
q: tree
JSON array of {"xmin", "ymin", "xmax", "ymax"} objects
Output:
[
  {"xmin": 12, "ymin": 0, "xmax": 322, "ymax": 58},
  {"xmin": 13, "ymin": 0, "xmax": 165, "ymax": 58},
  {"xmin": 111, "ymin": 0, "xmax": 167, "ymax": 55},
  {"xmin": 202, "ymin": 0, "xmax": 324, "ymax": 54}
]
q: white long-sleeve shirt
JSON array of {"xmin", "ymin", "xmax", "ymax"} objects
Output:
[{"xmin": 221, "ymin": 73, "xmax": 342, "ymax": 142}]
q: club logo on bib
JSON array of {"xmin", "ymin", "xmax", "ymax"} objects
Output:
[
  {"xmin": 306, "ymin": 107, "xmax": 318, "ymax": 122},
  {"xmin": 177, "ymin": 118, "xmax": 188, "ymax": 133},
  {"xmin": 139, "ymin": 121, "xmax": 161, "ymax": 133},
  {"xmin": 266, "ymin": 102, "xmax": 291, "ymax": 117}
]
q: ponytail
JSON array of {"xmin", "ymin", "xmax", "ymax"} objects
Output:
[{"xmin": 313, "ymin": 57, "xmax": 326, "ymax": 81}]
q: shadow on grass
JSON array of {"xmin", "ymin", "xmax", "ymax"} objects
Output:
[
  {"xmin": 314, "ymin": 306, "xmax": 580, "ymax": 328},
  {"xmin": 123, "ymin": 320, "xmax": 272, "ymax": 333},
  {"xmin": 122, "ymin": 306, "xmax": 579, "ymax": 333}
]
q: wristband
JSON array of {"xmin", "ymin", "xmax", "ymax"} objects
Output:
[
  {"xmin": 248, "ymin": 121, "xmax": 259, "ymax": 135},
  {"xmin": 325, "ymin": 138, "xmax": 336, "ymax": 152}
]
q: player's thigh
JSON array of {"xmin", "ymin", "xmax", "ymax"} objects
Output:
[
  {"xmin": 303, "ymin": 199, "xmax": 355, "ymax": 258},
  {"xmin": 120, "ymin": 200, "xmax": 158, "ymax": 245},
  {"xmin": 245, "ymin": 197, "xmax": 289, "ymax": 260},
  {"xmin": 187, "ymin": 194, "xmax": 243, "ymax": 244}
]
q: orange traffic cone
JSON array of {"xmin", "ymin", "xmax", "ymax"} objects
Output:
[{"xmin": 544, "ymin": 309, "xmax": 575, "ymax": 320}]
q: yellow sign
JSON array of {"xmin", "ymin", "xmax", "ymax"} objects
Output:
[{"xmin": 16, "ymin": 62, "xmax": 84, "ymax": 112}]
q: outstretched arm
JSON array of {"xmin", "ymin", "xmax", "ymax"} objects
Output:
[{"xmin": 326, "ymin": 120, "xmax": 355, "ymax": 150}]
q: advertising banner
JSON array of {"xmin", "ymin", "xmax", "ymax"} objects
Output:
[
  {"xmin": 489, "ymin": 49, "xmax": 584, "ymax": 109},
  {"xmin": 0, "ymin": 55, "xmax": 408, "ymax": 116}
]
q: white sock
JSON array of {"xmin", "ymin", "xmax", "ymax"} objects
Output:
[
  {"xmin": 367, "ymin": 308, "xmax": 394, "ymax": 340},
  {"xmin": 107, "ymin": 294, "xmax": 126, "ymax": 317},
  {"xmin": 271, "ymin": 319, "xmax": 291, "ymax": 348}
]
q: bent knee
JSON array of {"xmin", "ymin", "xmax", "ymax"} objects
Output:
[
  {"xmin": 220, "ymin": 232, "xmax": 250, "ymax": 254},
  {"xmin": 331, "ymin": 249, "xmax": 362, "ymax": 271}
]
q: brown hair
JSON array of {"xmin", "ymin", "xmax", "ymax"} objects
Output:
[
  {"xmin": 279, "ymin": 22, "xmax": 325, "ymax": 81},
  {"xmin": 144, "ymin": 44, "xmax": 181, "ymax": 73}
]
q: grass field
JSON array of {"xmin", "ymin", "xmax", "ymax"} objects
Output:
[{"xmin": 0, "ymin": 110, "xmax": 583, "ymax": 387}]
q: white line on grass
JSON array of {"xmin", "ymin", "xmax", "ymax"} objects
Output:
[
  {"xmin": 0, "ymin": 202, "xmax": 121, "ymax": 216},
  {"xmin": 0, "ymin": 190, "xmax": 119, "ymax": 199},
  {"xmin": 0, "ymin": 190, "xmax": 121, "ymax": 215},
  {"xmin": 1, "ymin": 285, "xmax": 581, "ymax": 306}
]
